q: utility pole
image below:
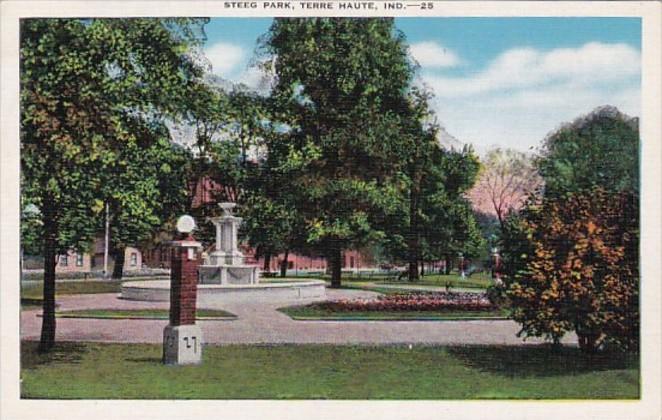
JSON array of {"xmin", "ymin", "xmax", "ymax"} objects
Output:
[{"xmin": 103, "ymin": 202, "xmax": 109, "ymax": 278}]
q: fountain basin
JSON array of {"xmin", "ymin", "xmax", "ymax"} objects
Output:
[
  {"xmin": 198, "ymin": 264, "xmax": 259, "ymax": 285},
  {"xmin": 121, "ymin": 279, "xmax": 327, "ymax": 304}
]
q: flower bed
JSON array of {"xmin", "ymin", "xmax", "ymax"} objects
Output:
[{"xmin": 318, "ymin": 291, "xmax": 496, "ymax": 312}]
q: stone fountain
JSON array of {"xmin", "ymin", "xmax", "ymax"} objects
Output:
[
  {"xmin": 198, "ymin": 202, "xmax": 259, "ymax": 285},
  {"xmin": 121, "ymin": 202, "xmax": 326, "ymax": 304}
]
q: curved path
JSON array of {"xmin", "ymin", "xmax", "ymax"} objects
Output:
[{"xmin": 21, "ymin": 290, "xmax": 576, "ymax": 345}]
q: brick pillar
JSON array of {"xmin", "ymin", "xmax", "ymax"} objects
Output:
[
  {"xmin": 163, "ymin": 235, "xmax": 203, "ymax": 365},
  {"xmin": 169, "ymin": 241, "xmax": 199, "ymax": 326}
]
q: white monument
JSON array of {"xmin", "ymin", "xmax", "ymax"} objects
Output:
[
  {"xmin": 123, "ymin": 203, "xmax": 326, "ymax": 304},
  {"xmin": 198, "ymin": 202, "xmax": 259, "ymax": 285}
]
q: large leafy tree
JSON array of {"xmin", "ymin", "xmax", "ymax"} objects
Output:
[
  {"xmin": 502, "ymin": 105, "xmax": 639, "ymax": 279},
  {"xmin": 21, "ymin": 18, "xmax": 207, "ymax": 351},
  {"xmin": 240, "ymin": 124, "xmax": 306, "ymax": 275},
  {"xmin": 507, "ymin": 189, "xmax": 638, "ymax": 352},
  {"xmin": 420, "ymin": 145, "xmax": 483, "ymax": 274},
  {"xmin": 178, "ymin": 82, "xmax": 232, "ymax": 208},
  {"xmin": 376, "ymin": 87, "xmax": 482, "ymax": 280},
  {"xmin": 174, "ymin": 81, "xmax": 272, "ymax": 247},
  {"xmin": 502, "ymin": 106, "xmax": 640, "ymax": 352},
  {"xmin": 398, "ymin": 89, "xmax": 440, "ymax": 281},
  {"xmin": 259, "ymin": 18, "xmax": 415, "ymax": 287},
  {"xmin": 536, "ymin": 105, "xmax": 639, "ymax": 195},
  {"xmin": 106, "ymin": 122, "xmax": 193, "ymax": 279},
  {"xmin": 383, "ymin": 140, "xmax": 483, "ymax": 279}
]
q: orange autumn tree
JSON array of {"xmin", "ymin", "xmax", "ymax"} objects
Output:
[{"xmin": 507, "ymin": 188, "xmax": 639, "ymax": 352}]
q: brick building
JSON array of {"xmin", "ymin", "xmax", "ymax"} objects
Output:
[
  {"xmin": 24, "ymin": 239, "xmax": 144, "ymax": 274},
  {"xmin": 54, "ymin": 249, "xmax": 92, "ymax": 273},
  {"xmin": 255, "ymin": 249, "xmax": 373, "ymax": 273},
  {"xmin": 90, "ymin": 239, "xmax": 143, "ymax": 272}
]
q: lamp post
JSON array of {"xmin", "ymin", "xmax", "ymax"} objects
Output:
[{"xmin": 163, "ymin": 215, "xmax": 203, "ymax": 365}]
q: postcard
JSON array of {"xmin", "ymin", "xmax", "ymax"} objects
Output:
[{"xmin": 1, "ymin": 1, "xmax": 660, "ymax": 420}]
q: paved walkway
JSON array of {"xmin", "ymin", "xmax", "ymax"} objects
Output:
[{"xmin": 21, "ymin": 290, "xmax": 576, "ymax": 346}]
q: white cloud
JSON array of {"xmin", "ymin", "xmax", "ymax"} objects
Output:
[
  {"xmin": 420, "ymin": 42, "xmax": 641, "ymax": 153},
  {"xmin": 204, "ymin": 42, "xmax": 246, "ymax": 75},
  {"xmin": 425, "ymin": 42, "xmax": 640, "ymax": 98},
  {"xmin": 238, "ymin": 67, "xmax": 266, "ymax": 90},
  {"xmin": 410, "ymin": 41, "xmax": 461, "ymax": 68},
  {"xmin": 431, "ymin": 85, "xmax": 640, "ymax": 154},
  {"xmin": 232, "ymin": 58, "xmax": 277, "ymax": 95}
]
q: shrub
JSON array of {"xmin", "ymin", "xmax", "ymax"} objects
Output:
[
  {"xmin": 486, "ymin": 283, "xmax": 509, "ymax": 307},
  {"xmin": 507, "ymin": 188, "xmax": 638, "ymax": 352}
]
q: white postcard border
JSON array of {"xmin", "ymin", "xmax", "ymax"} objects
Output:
[{"xmin": 1, "ymin": 2, "xmax": 660, "ymax": 420}]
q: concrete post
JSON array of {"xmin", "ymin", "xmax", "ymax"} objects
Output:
[{"xmin": 163, "ymin": 234, "xmax": 203, "ymax": 365}]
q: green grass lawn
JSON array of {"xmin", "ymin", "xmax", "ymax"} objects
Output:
[
  {"xmin": 279, "ymin": 305, "xmax": 508, "ymax": 321},
  {"xmin": 376, "ymin": 273, "xmax": 493, "ymax": 290},
  {"xmin": 278, "ymin": 271, "xmax": 493, "ymax": 290},
  {"xmin": 20, "ymin": 278, "xmax": 169, "ymax": 307},
  {"xmin": 20, "ymin": 341, "xmax": 639, "ymax": 399},
  {"xmin": 261, "ymin": 278, "xmax": 315, "ymax": 283},
  {"xmin": 326, "ymin": 273, "xmax": 493, "ymax": 292},
  {"xmin": 53, "ymin": 308, "xmax": 236, "ymax": 320},
  {"xmin": 21, "ymin": 280, "xmax": 125, "ymax": 301}
]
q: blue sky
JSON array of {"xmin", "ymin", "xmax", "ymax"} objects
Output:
[{"xmin": 202, "ymin": 17, "xmax": 641, "ymax": 153}]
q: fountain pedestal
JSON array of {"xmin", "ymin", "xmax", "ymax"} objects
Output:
[{"xmin": 198, "ymin": 202, "xmax": 259, "ymax": 285}]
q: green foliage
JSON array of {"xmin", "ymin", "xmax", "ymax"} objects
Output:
[
  {"xmin": 507, "ymin": 189, "xmax": 639, "ymax": 352},
  {"xmin": 241, "ymin": 191, "xmax": 301, "ymax": 261},
  {"xmin": 227, "ymin": 88, "xmax": 271, "ymax": 164},
  {"xmin": 21, "ymin": 17, "xmax": 207, "ymax": 251},
  {"xmin": 371, "ymin": 86, "xmax": 484, "ymax": 280},
  {"xmin": 381, "ymin": 141, "xmax": 484, "ymax": 267},
  {"xmin": 20, "ymin": 17, "xmax": 208, "ymax": 349},
  {"xmin": 20, "ymin": 203, "xmax": 43, "ymax": 256},
  {"xmin": 259, "ymin": 20, "xmax": 486, "ymax": 282},
  {"xmin": 420, "ymin": 146, "xmax": 484, "ymax": 258},
  {"xmin": 178, "ymin": 82, "xmax": 276, "ymax": 248},
  {"xmin": 501, "ymin": 106, "xmax": 640, "ymax": 353},
  {"xmin": 106, "ymin": 129, "xmax": 193, "ymax": 254},
  {"xmin": 260, "ymin": 18, "xmax": 417, "ymax": 285},
  {"xmin": 536, "ymin": 105, "xmax": 639, "ymax": 195}
]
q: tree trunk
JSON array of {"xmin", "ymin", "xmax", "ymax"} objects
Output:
[
  {"xmin": 280, "ymin": 249, "xmax": 289, "ymax": 277},
  {"xmin": 329, "ymin": 246, "xmax": 342, "ymax": 288},
  {"xmin": 407, "ymin": 182, "xmax": 421, "ymax": 282},
  {"xmin": 111, "ymin": 246, "xmax": 126, "ymax": 280},
  {"xmin": 420, "ymin": 261, "xmax": 425, "ymax": 277},
  {"xmin": 407, "ymin": 216, "xmax": 419, "ymax": 281},
  {"xmin": 38, "ymin": 205, "xmax": 57, "ymax": 353},
  {"xmin": 444, "ymin": 255, "xmax": 453, "ymax": 275},
  {"xmin": 551, "ymin": 337, "xmax": 563, "ymax": 353},
  {"xmin": 577, "ymin": 330, "xmax": 601, "ymax": 353},
  {"xmin": 262, "ymin": 250, "xmax": 271, "ymax": 272}
]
